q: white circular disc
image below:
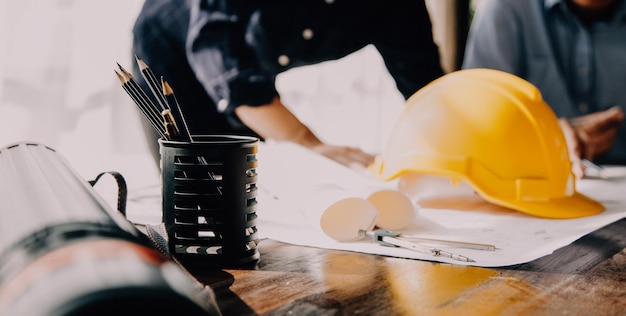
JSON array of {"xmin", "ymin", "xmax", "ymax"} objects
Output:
[
  {"xmin": 367, "ymin": 189, "xmax": 416, "ymax": 230},
  {"xmin": 320, "ymin": 197, "xmax": 378, "ymax": 242}
]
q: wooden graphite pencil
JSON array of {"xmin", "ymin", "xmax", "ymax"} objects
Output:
[
  {"xmin": 115, "ymin": 70, "xmax": 166, "ymax": 139},
  {"xmin": 116, "ymin": 63, "xmax": 164, "ymax": 128},
  {"xmin": 163, "ymin": 122, "xmax": 177, "ymax": 141},
  {"xmin": 135, "ymin": 55, "xmax": 169, "ymax": 112},
  {"xmin": 161, "ymin": 77, "xmax": 192, "ymax": 142},
  {"xmin": 117, "ymin": 61, "xmax": 158, "ymax": 113},
  {"xmin": 161, "ymin": 109, "xmax": 180, "ymax": 140},
  {"xmin": 116, "ymin": 68, "xmax": 163, "ymax": 129},
  {"xmin": 115, "ymin": 69, "xmax": 166, "ymax": 139}
]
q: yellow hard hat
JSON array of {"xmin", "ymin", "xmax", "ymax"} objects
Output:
[{"xmin": 371, "ymin": 68, "xmax": 603, "ymax": 219}]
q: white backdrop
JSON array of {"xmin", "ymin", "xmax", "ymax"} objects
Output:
[{"xmin": 0, "ymin": 0, "xmax": 155, "ymax": 188}]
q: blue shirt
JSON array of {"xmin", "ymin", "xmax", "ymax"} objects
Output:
[
  {"xmin": 463, "ymin": 0, "xmax": 626, "ymax": 164},
  {"xmin": 133, "ymin": 0, "xmax": 442, "ymax": 138}
]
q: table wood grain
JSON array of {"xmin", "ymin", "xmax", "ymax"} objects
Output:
[{"xmin": 190, "ymin": 218, "xmax": 626, "ymax": 315}]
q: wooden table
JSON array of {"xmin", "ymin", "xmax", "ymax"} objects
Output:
[{"xmin": 189, "ymin": 218, "xmax": 626, "ymax": 315}]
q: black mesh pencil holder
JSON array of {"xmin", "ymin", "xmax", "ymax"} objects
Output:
[{"xmin": 159, "ymin": 135, "xmax": 260, "ymax": 267}]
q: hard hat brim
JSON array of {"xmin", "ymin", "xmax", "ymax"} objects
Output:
[{"xmin": 484, "ymin": 191, "xmax": 604, "ymax": 219}]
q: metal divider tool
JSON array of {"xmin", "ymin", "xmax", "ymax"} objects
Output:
[{"xmin": 359, "ymin": 229, "xmax": 496, "ymax": 262}]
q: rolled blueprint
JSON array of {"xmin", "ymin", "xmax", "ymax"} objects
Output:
[{"xmin": 0, "ymin": 142, "xmax": 220, "ymax": 316}]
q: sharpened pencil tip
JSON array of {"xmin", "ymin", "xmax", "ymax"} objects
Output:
[
  {"xmin": 114, "ymin": 70, "xmax": 125, "ymax": 83},
  {"xmin": 115, "ymin": 68, "xmax": 131, "ymax": 82},
  {"xmin": 135, "ymin": 55, "xmax": 148, "ymax": 70},
  {"xmin": 161, "ymin": 76, "xmax": 173, "ymax": 95},
  {"xmin": 117, "ymin": 62, "xmax": 133, "ymax": 78}
]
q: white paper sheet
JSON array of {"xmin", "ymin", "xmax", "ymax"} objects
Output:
[{"xmin": 255, "ymin": 142, "xmax": 626, "ymax": 267}]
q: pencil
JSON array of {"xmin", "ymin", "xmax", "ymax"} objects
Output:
[
  {"xmin": 115, "ymin": 70, "xmax": 167, "ymax": 139},
  {"xmin": 135, "ymin": 55, "xmax": 169, "ymax": 112},
  {"xmin": 116, "ymin": 63, "xmax": 164, "ymax": 128},
  {"xmin": 161, "ymin": 109, "xmax": 180, "ymax": 140},
  {"xmin": 161, "ymin": 77, "xmax": 192, "ymax": 142},
  {"xmin": 116, "ymin": 69, "xmax": 164, "ymax": 130}
]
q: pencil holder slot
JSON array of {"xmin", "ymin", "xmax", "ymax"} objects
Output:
[{"xmin": 160, "ymin": 135, "xmax": 260, "ymax": 267}]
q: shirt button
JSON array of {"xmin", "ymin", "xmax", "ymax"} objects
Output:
[
  {"xmin": 325, "ymin": 0, "xmax": 335, "ymax": 3},
  {"xmin": 302, "ymin": 28, "xmax": 314, "ymax": 40},
  {"xmin": 278, "ymin": 55, "xmax": 290, "ymax": 66},
  {"xmin": 578, "ymin": 102, "xmax": 588, "ymax": 113}
]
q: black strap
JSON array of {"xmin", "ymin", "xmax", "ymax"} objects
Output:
[
  {"xmin": 145, "ymin": 223, "xmax": 171, "ymax": 257},
  {"xmin": 88, "ymin": 171, "xmax": 128, "ymax": 216}
]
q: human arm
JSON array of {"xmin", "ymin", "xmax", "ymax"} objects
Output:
[
  {"xmin": 558, "ymin": 118, "xmax": 585, "ymax": 179},
  {"xmin": 185, "ymin": 1, "xmax": 376, "ymax": 169},
  {"xmin": 567, "ymin": 106, "xmax": 624, "ymax": 161},
  {"xmin": 235, "ymin": 96, "xmax": 375, "ymax": 169},
  {"xmin": 559, "ymin": 106, "xmax": 624, "ymax": 178}
]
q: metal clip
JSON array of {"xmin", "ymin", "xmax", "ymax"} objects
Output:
[{"xmin": 371, "ymin": 229, "xmax": 401, "ymax": 247}]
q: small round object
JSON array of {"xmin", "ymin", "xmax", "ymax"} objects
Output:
[
  {"xmin": 302, "ymin": 28, "xmax": 314, "ymax": 40},
  {"xmin": 320, "ymin": 197, "xmax": 378, "ymax": 242},
  {"xmin": 278, "ymin": 55, "xmax": 290, "ymax": 66},
  {"xmin": 367, "ymin": 189, "xmax": 416, "ymax": 230}
]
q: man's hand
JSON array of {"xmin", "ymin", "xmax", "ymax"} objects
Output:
[
  {"xmin": 310, "ymin": 143, "xmax": 376, "ymax": 170},
  {"xmin": 569, "ymin": 106, "xmax": 624, "ymax": 160},
  {"xmin": 561, "ymin": 106, "xmax": 624, "ymax": 160},
  {"xmin": 235, "ymin": 96, "xmax": 376, "ymax": 170},
  {"xmin": 559, "ymin": 106, "xmax": 624, "ymax": 178},
  {"xmin": 559, "ymin": 118, "xmax": 584, "ymax": 179}
]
